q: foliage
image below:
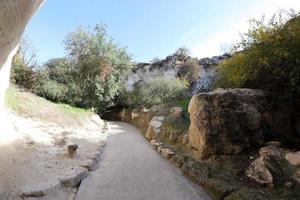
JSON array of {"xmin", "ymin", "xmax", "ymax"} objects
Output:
[
  {"xmin": 64, "ymin": 24, "xmax": 132, "ymax": 112},
  {"xmin": 125, "ymin": 77, "xmax": 188, "ymax": 108},
  {"xmin": 35, "ymin": 70, "xmax": 69, "ymax": 102},
  {"xmin": 10, "ymin": 39, "xmax": 37, "ymax": 91},
  {"xmin": 173, "ymin": 47, "xmax": 190, "ymax": 61},
  {"xmin": 21, "ymin": 23, "xmax": 133, "ymax": 113},
  {"xmin": 176, "ymin": 99, "xmax": 190, "ymax": 113},
  {"xmin": 178, "ymin": 58, "xmax": 200, "ymax": 85},
  {"xmin": 214, "ymin": 11, "xmax": 300, "ymax": 102}
]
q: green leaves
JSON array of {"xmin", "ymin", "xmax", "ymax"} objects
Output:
[{"xmin": 215, "ymin": 11, "xmax": 300, "ymax": 101}]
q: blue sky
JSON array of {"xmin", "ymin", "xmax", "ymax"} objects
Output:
[{"xmin": 25, "ymin": 0, "xmax": 300, "ymax": 63}]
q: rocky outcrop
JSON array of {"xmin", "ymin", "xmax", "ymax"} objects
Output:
[
  {"xmin": 125, "ymin": 54, "xmax": 229, "ymax": 94},
  {"xmin": 0, "ymin": 0, "xmax": 44, "ymax": 108},
  {"xmin": 188, "ymin": 88, "xmax": 270, "ymax": 159}
]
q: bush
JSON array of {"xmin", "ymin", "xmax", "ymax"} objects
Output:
[
  {"xmin": 10, "ymin": 39, "xmax": 37, "ymax": 91},
  {"xmin": 178, "ymin": 58, "xmax": 200, "ymax": 85},
  {"xmin": 214, "ymin": 11, "xmax": 300, "ymax": 102},
  {"xmin": 64, "ymin": 24, "xmax": 132, "ymax": 112},
  {"xmin": 35, "ymin": 70, "xmax": 68, "ymax": 102},
  {"xmin": 126, "ymin": 77, "xmax": 188, "ymax": 108}
]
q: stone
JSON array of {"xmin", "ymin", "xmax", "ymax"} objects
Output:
[
  {"xmin": 285, "ymin": 152, "xmax": 300, "ymax": 166},
  {"xmin": 188, "ymin": 88, "xmax": 268, "ymax": 159},
  {"xmin": 169, "ymin": 107, "xmax": 183, "ymax": 118},
  {"xmin": 80, "ymin": 159, "xmax": 96, "ymax": 171},
  {"xmin": 293, "ymin": 170, "xmax": 300, "ymax": 183},
  {"xmin": 130, "ymin": 109, "xmax": 152, "ymax": 134},
  {"xmin": 150, "ymin": 139, "xmax": 157, "ymax": 146},
  {"xmin": 259, "ymin": 145, "xmax": 283, "ymax": 158},
  {"xmin": 245, "ymin": 157, "xmax": 273, "ymax": 187},
  {"xmin": 178, "ymin": 134, "xmax": 189, "ymax": 145},
  {"xmin": 58, "ymin": 167, "xmax": 88, "ymax": 187},
  {"xmin": 0, "ymin": 0, "xmax": 44, "ymax": 108},
  {"xmin": 264, "ymin": 141, "xmax": 281, "ymax": 147},
  {"xmin": 145, "ymin": 116, "xmax": 164, "ymax": 140},
  {"xmin": 149, "ymin": 104, "xmax": 170, "ymax": 116},
  {"xmin": 160, "ymin": 148, "xmax": 175, "ymax": 159},
  {"xmin": 181, "ymin": 160, "xmax": 210, "ymax": 184},
  {"xmin": 67, "ymin": 144, "xmax": 78, "ymax": 158}
]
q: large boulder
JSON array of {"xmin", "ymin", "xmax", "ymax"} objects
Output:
[{"xmin": 188, "ymin": 89, "xmax": 269, "ymax": 159}]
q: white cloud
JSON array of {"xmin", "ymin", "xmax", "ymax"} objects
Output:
[{"xmin": 188, "ymin": 0, "xmax": 300, "ymax": 58}]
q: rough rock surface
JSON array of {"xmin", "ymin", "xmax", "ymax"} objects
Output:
[
  {"xmin": 145, "ymin": 116, "xmax": 165, "ymax": 140},
  {"xmin": 245, "ymin": 157, "xmax": 274, "ymax": 186},
  {"xmin": 285, "ymin": 152, "xmax": 300, "ymax": 166},
  {"xmin": 246, "ymin": 145, "xmax": 296, "ymax": 188},
  {"xmin": 125, "ymin": 53, "xmax": 229, "ymax": 94},
  {"xmin": 188, "ymin": 88, "xmax": 269, "ymax": 159},
  {"xmin": 160, "ymin": 147, "xmax": 176, "ymax": 159},
  {"xmin": 0, "ymin": 0, "xmax": 44, "ymax": 108}
]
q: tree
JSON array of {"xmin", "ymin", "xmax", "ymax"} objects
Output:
[
  {"xmin": 10, "ymin": 39, "xmax": 37, "ymax": 91},
  {"xmin": 126, "ymin": 77, "xmax": 188, "ymax": 108},
  {"xmin": 173, "ymin": 47, "xmax": 190, "ymax": 61},
  {"xmin": 64, "ymin": 24, "xmax": 133, "ymax": 112}
]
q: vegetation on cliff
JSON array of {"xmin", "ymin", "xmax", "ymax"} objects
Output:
[{"xmin": 215, "ymin": 12, "xmax": 300, "ymax": 103}]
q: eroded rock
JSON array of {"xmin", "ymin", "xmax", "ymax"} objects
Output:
[
  {"xmin": 169, "ymin": 107, "xmax": 183, "ymax": 119},
  {"xmin": 285, "ymin": 152, "xmax": 300, "ymax": 166},
  {"xmin": 145, "ymin": 116, "xmax": 164, "ymax": 140},
  {"xmin": 245, "ymin": 157, "xmax": 273, "ymax": 187},
  {"xmin": 188, "ymin": 89, "xmax": 269, "ymax": 159},
  {"xmin": 58, "ymin": 167, "xmax": 88, "ymax": 188},
  {"xmin": 160, "ymin": 148, "xmax": 175, "ymax": 159}
]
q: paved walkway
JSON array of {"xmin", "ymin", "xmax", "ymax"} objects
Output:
[{"xmin": 76, "ymin": 122, "xmax": 210, "ymax": 200}]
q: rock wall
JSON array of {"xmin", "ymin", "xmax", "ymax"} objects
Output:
[
  {"xmin": 0, "ymin": 0, "xmax": 44, "ymax": 108},
  {"xmin": 125, "ymin": 54, "xmax": 229, "ymax": 94}
]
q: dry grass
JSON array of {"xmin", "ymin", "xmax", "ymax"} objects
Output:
[{"xmin": 5, "ymin": 85, "xmax": 94, "ymax": 127}]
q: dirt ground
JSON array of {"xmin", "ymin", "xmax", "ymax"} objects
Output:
[{"xmin": 0, "ymin": 110, "xmax": 108, "ymax": 200}]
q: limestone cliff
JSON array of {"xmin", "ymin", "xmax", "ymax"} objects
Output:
[{"xmin": 125, "ymin": 54, "xmax": 230, "ymax": 94}]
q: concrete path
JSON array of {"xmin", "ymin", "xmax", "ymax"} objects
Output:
[{"xmin": 76, "ymin": 122, "xmax": 210, "ymax": 200}]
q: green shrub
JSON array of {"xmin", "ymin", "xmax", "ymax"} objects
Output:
[
  {"xmin": 35, "ymin": 70, "xmax": 68, "ymax": 102},
  {"xmin": 127, "ymin": 77, "xmax": 188, "ymax": 108},
  {"xmin": 176, "ymin": 99, "xmax": 190, "ymax": 113},
  {"xmin": 64, "ymin": 23, "xmax": 133, "ymax": 112},
  {"xmin": 10, "ymin": 40, "xmax": 37, "ymax": 91},
  {"xmin": 178, "ymin": 58, "xmax": 200, "ymax": 85},
  {"xmin": 214, "ymin": 12, "xmax": 300, "ymax": 102}
]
